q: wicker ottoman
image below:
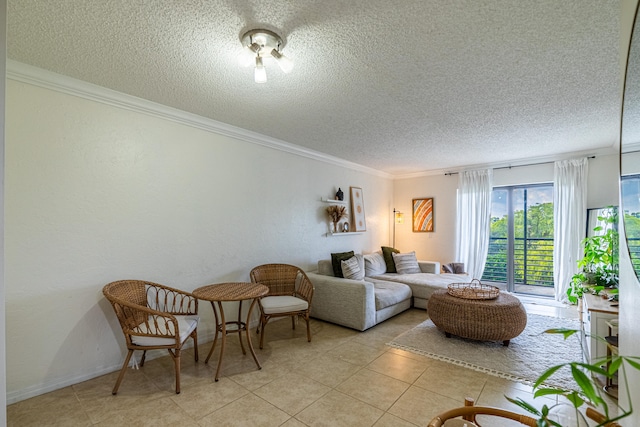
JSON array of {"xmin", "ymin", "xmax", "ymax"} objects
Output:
[{"xmin": 427, "ymin": 289, "xmax": 527, "ymax": 346}]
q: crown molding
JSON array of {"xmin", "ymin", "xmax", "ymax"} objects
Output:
[{"xmin": 7, "ymin": 60, "xmax": 392, "ymax": 179}]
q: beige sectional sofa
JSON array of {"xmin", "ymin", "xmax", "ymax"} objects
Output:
[{"xmin": 306, "ymin": 251, "xmax": 471, "ymax": 331}]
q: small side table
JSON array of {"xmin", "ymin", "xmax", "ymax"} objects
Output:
[
  {"xmin": 192, "ymin": 282, "xmax": 268, "ymax": 381},
  {"xmin": 604, "ymin": 318, "xmax": 619, "ymax": 399}
]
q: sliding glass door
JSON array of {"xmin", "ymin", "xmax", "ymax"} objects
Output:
[{"xmin": 482, "ymin": 184, "xmax": 554, "ymax": 296}]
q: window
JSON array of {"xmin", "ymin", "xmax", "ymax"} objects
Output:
[
  {"xmin": 621, "ymin": 174, "xmax": 640, "ymax": 275},
  {"xmin": 482, "ymin": 184, "xmax": 554, "ymax": 295}
]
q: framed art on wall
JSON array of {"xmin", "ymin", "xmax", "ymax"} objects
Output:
[
  {"xmin": 413, "ymin": 198, "xmax": 434, "ymax": 232},
  {"xmin": 350, "ymin": 186, "xmax": 366, "ymax": 231}
]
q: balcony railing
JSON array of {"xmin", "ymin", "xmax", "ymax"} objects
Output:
[
  {"xmin": 628, "ymin": 237, "xmax": 640, "ymax": 276},
  {"xmin": 482, "ymin": 237, "xmax": 554, "ymax": 288}
]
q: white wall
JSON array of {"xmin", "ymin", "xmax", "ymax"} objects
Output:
[
  {"xmin": 1, "ymin": 0, "xmax": 7, "ymax": 423},
  {"xmin": 4, "ymin": 76, "xmax": 393, "ymax": 402},
  {"xmin": 393, "ymin": 155, "xmax": 619, "ymax": 266}
]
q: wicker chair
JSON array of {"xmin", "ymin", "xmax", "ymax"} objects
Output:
[
  {"xmin": 103, "ymin": 280, "xmax": 199, "ymax": 394},
  {"xmin": 428, "ymin": 398, "xmax": 621, "ymax": 427},
  {"xmin": 249, "ymin": 264, "xmax": 314, "ymax": 349}
]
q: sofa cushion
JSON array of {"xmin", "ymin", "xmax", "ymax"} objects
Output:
[
  {"xmin": 331, "ymin": 251, "xmax": 355, "ymax": 278},
  {"xmin": 318, "ymin": 259, "xmax": 335, "ymax": 276},
  {"xmin": 392, "ymin": 251, "xmax": 421, "ymax": 274},
  {"xmin": 443, "ymin": 262, "xmax": 466, "ymax": 274},
  {"xmin": 364, "ymin": 252, "xmax": 386, "ymax": 276},
  {"xmin": 372, "ymin": 281, "xmax": 412, "ymax": 310},
  {"xmin": 381, "ymin": 246, "xmax": 400, "ymax": 272},
  {"xmin": 341, "ymin": 255, "xmax": 365, "ymax": 280}
]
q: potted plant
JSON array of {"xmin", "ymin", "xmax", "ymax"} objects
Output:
[
  {"xmin": 567, "ymin": 207, "xmax": 619, "ymax": 304},
  {"xmin": 326, "ymin": 205, "xmax": 348, "ymax": 233},
  {"xmin": 508, "ymin": 328, "xmax": 640, "ymax": 426}
]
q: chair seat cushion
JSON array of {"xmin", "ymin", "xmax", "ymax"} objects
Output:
[
  {"xmin": 132, "ymin": 315, "xmax": 199, "ymax": 347},
  {"xmin": 260, "ymin": 295, "xmax": 309, "ymax": 314}
]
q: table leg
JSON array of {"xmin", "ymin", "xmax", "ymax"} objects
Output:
[
  {"xmin": 237, "ymin": 300, "xmax": 246, "ymax": 355},
  {"xmin": 204, "ymin": 301, "xmax": 220, "ymax": 364},
  {"xmin": 214, "ymin": 300, "xmax": 226, "ymax": 382},
  {"xmin": 246, "ymin": 297, "xmax": 262, "ymax": 370}
]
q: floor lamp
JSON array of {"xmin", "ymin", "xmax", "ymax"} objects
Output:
[{"xmin": 393, "ymin": 208, "xmax": 404, "ymax": 247}]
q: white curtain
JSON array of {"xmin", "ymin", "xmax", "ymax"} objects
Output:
[
  {"xmin": 456, "ymin": 169, "xmax": 493, "ymax": 279},
  {"xmin": 553, "ymin": 158, "xmax": 588, "ymax": 303}
]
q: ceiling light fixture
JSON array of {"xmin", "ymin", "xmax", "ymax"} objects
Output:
[{"xmin": 238, "ymin": 29, "xmax": 293, "ymax": 83}]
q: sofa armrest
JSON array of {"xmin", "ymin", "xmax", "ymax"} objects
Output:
[
  {"xmin": 306, "ymin": 272, "xmax": 377, "ymax": 331},
  {"xmin": 418, "ymin": 261, "xmax": 441, "ymax": 274}
]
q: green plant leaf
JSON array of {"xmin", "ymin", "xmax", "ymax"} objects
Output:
[
  {"xmin": 625, "ymin": 357, "xmax": 640, "ymax": 370},
  {"xmin": 534, "ymin": 388, "xmax": 564, "ymax": 398},
  {"xmin": 570, "ymin": 365, "xmax": 603, "ymax": 405},
  {"xmin": 576, "ymin": 361, "xmax": 608, "ymax": 377},
  {"xmin": 543, "ymin": 328, "xmax": 578, "ymax": 340},
  {"xmin": 534, "ymin": 364, "xmax": 564, "ymax": 388},
  {"xmin": 564, "ymin": 391, "xmax": 585, "ymax": 408},
  {"xmin": 608, "ymin": 357, "xmax": 623, "ymax": 375},
  {"xmin": 505, "ymin": 396, "xmax": 542, "ymax": 416}
]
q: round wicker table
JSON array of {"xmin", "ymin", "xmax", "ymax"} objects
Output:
[
  {"xmin": 192, "ymin": 282, "xmax": 268, "ymax": 381},
  {"xmin": 427, "ymin": 289, "xmax": 527, "ymax": 346}
]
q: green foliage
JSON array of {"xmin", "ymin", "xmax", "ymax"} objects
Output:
[
  {"xmin": 486, "ymin": 202, "xmax": 555, "ymax": 286},
  {"xmin": 625, "ymin": 212, "xmax": 640, "ymax": 238},
  {"xmin": 567, "ymin": 207, "xmax": 619, "ymax": 304},
  {"xmin": 507, "ymin": 328, "xmax": 640, "ymax": 426},
  {"xmin": 624, "ymin": 213, "xmax": 640, "ymax": 275}
]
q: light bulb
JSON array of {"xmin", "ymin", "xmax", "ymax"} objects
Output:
[
  {"xmin": 238, "ymin": 42, "xmax": 260, "ymax": 67},
  {"xmin": 254, "ymin": 57, "xmax": 267, "ymax": 83},
  {"xmin": 270, "ymin": 49, "xmax": 294, "ymax": 73}
]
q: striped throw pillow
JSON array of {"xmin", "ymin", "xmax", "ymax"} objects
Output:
[
  {"xmin": 341, "ymin": 256, "xmax": 364, "ymax": 280},
  {"xmin": 392, "ymin": 251, "xmax": 421, "ymax": 274}
]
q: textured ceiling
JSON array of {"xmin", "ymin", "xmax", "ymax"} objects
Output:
[{"xmin": 7, "ymin": 1, "xmax": 626, "ymax": 176}]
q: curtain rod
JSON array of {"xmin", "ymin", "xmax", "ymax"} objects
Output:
[{"xmin": 444, "ymin": 155, "xmax": 596, "ymax": 176}]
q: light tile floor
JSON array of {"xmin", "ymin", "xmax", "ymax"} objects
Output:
[{"xmin": 8, "ymin": 299, "xmax": 613, "ymax": 426}]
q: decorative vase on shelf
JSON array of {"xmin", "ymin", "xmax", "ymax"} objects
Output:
[
  {"xmin": 332, "ymin": 222, "xmax": 339, "ymax": 233},
  {"xmin": 335, "ymin": 188, "xmax": 343, "ymax": 201}
]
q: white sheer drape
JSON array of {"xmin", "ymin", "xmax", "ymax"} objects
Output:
[
  {"xmin": 553, "ymin": 158, "xmax": 588, "ymax": 303},
  {"xmin": 455, "ymin": 169, "xmax": 493, "ymax": 279}
]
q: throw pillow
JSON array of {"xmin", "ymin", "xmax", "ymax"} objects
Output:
[
  {"xmin": 443, "ymin": 262, "xmax": 466, "ymax": 274},
  {"xmin": 364, "ymin": 252, "xmax": 387, "ymax": 276},
  {"xmin": 331, "ymin": 251, "xmax": 355, "ymax": 278},
  {"xmin": 392, "ymin": 251, "xmax": 421, "ymax": 274},
  {"xmin": 341, "ymin": 256, "xmax": 364, "ymax": 280},
  {"xmin": 381, "ymin": 246, "xmax": 400, "ymax": 273}
]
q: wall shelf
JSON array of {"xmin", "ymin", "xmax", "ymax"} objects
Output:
[
  {"xmin": 325, "ymin": 231, "xmax": 364, "ymax": 237},
  {"xmin": 321, "ymin": 197, "xmax": 347, "ymax": 205}
]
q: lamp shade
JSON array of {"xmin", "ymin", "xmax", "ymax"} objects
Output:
[
  {"xmin": 270, "ymin": 49, "xmax": 294, "ymax": 73},
  {"xmin": 254, "ymin": 57, "xmax": 267, "ymax": 83}
]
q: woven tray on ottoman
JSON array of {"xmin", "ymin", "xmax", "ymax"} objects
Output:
[{"xmin": 427, "ymin": 288, "xmax": 527, "ymax": 346}]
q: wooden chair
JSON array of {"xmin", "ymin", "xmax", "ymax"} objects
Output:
[
  {"xmin": 427, "ymin": 398, "xmax": 537, "ymax": 426},
  {"xmin": 428, "ymin": 398, "xmax": 621, "ymax": 427},
  {"xmin": 103, "ymin": 280, "xmax": 199, "ymax": 394},
  {"xmin": 249, "ymin": 264, "xmax": 314, "ymax": 349}
]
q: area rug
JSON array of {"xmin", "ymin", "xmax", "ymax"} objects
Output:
[{"xmin": 387, "ymin": 313, "xmax": 583, "ymax": 390}]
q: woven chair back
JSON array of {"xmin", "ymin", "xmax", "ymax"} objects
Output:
[
  {"xmin": 103, "ymin": 280, "xmax": 198, "ymax": 332},
  {"xmin": 249, "ymin": 264, "xmax": 301, "ymax": 296},
  {"xmin": 103, "ymin": 280, "xmax": 151, "ymax": 331}
]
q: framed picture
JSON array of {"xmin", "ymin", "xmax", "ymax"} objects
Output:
[
  {"xmin": 413, "ymin": 198, "xmax": 434, "ymax": 232},
  {"xmin": 350, "ymin": 187, "xmax": 366, "ymax": 231}
]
